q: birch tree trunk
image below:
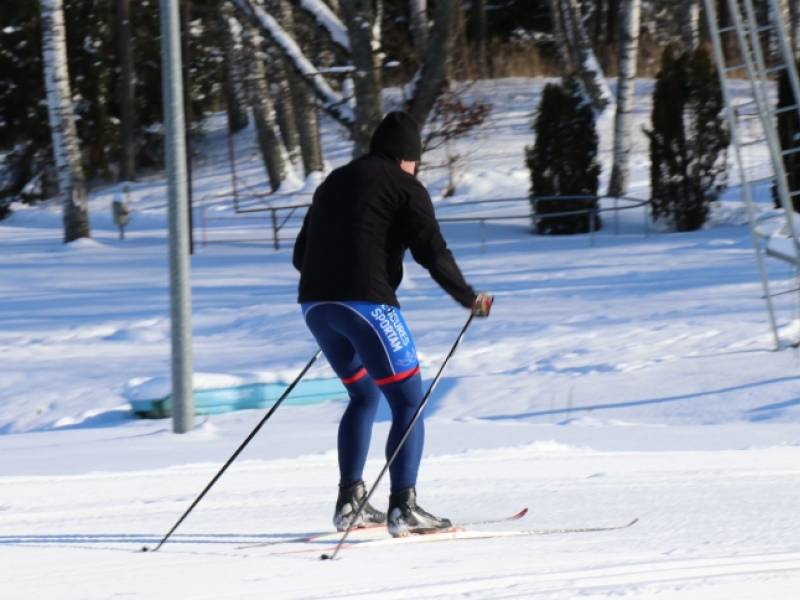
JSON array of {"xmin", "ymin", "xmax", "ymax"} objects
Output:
[
  {"xmin": 273, "ymin": 76, "xmax": 302, "ymax": 166},
  {"xmin": 222, "ymin": 4, "xmax": 250, "ymax": 133},
  {"xmin": 607, "ymin": 0, "xmax": 641, "ymax": 197},
  {"xmin": 276, "ymin": 0, "xmax": 324, "ymax": 172},
  {"xmin": 116, "ymin": 0, "xmax": 136, "ymax": 181},
  {"xmin": 409, "ymin": 0, "xmax": 429, "ymax": 56},
  {"xmin": 340, "ymin": 0, "xmax": 383, "ymax": 156},
  {"xmin": 40, "ymin": 0, "xmax": 90, "ymax": 242},
  {"xmin": 244, "ymin": 26, "xmax": 295, "ymax": 190},
  {"xmin": 549, "ymin": 0, "xmax": 613, "ymax": 112},
  {"xmin": 234, "ymin": 0, "xmax": 458, "ymax": 146},
  {"xmin": 681, "ymin": 0, "xmax": 700, "ymax": 49},
  {"xmin": 773, "ymin": 0, "xmax": 800, "ymax": 61}
]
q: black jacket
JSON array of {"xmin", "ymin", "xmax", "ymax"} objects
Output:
[{"xmin": 293, "ymin": 153, "xmax": 475, "ymax": 308}]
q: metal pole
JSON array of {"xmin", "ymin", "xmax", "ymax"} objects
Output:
[
  {"xmin": 160, "ymin": 0, "xmax": 194, "ymax": 433},
  {"xmin": 271, "ymin": 208, "xmax": 279, "ymax": 250},
  {"xmin": 179, "ymin": 0, "xmax": 195, "ymax": 256}
]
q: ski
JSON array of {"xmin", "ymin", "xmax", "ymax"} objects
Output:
[
  {"xmin": 236, "ymin": 506, "xmax": 528, "ymax": 550},
  {"xmin": 306, "ymin": 517, "xmax": 640, "ymax": 555}
]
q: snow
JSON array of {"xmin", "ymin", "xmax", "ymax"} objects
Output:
[
  {"xmin": 297, "ymin": 0, "xmax": 350, "ymax": 52},
  {"xmin": 231, "ymin": 0, "xmax": 353, "ymax": 124},
  {"xmin": 2, "ymin": 78, "xmax": 800, "ymax": 599}
]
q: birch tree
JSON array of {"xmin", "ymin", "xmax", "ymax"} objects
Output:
[
  {"xmin": 340, "ymin": 0, "xmax": 383, "ymax": 155},
  {"xmin": 243, "ymin": 26, "xmax": 295, "ymax": 190},
  {"xmin": 273, "ymin": 74, "xmax": 302, "ymax": 166},
  {"xmin": 548, "ymin": 0, "xmax": 613, "ymax": 112},
  {"xmin": 608, "ymin": 0, "xmax": 641, "ymax": 197},
  {"xmin": 681, "ymin": 0, "xmax": 700, "ymax": 49},
  {"xmin": 40, "ymin": 0, "xmax": 90, "ymax": 242},
  {"xmin": 232, "ymin": 0, "xmax": 461, "ymax": 156},
  {"xmin": 221, "ymin": 4, "xmax": 250, "ymax": 133},
  {"xmin": 276, "ymin": 0, "xmax": 324, "ymax": 173}
]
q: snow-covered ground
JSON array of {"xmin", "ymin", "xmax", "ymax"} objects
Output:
[{"xmin": 2, "ymin": 79, "xmax": 800, "ymax": 599}]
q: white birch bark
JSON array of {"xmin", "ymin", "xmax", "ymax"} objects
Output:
[
  {"xmin": 243, "ymin": 26, "xmax": 297, "ymax": 190},
  {"xmin": 276, "ymin": 0, "xmax": 325, "ymax": 172},
  {"xmin": 680, "ymin": 0, "xmax": 700, "ymax": 49},
  {"xmin": 295, "ymin": 0, "xmax": 350, "ymax": 51},
  {"xmin": 340, "ymin": 0, "xmax": 383, "ymax": 156},
  {"xmin": 40, "ymin": 0, "xmax": 90, "ymax": 242},
  {"xmin": 607, "ymin": 0, "xmax": 641, "ymax": 197},
  {"xmin": 231, "ymin": 0, "xmax": 354, "ymax": 125},
  {"xmin": 223, "ymin": 4, "xmax": 250, "ymax": 132},
  {"xmin": 550, "ymin": 0, "xmax": 612, "ymax": 112}
]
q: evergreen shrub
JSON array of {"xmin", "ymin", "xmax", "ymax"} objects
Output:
[
  {"xmin": 646, "ymin": 44, "xmax": 729, "ymax": 231},
  {"xmin": 526, "ymin": 79, "xmax": 601, "ymax": 235}
]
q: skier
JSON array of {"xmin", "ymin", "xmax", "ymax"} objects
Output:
[{"xmin": 293, "ymin": 111, "xmax": 493, "ymax": 537}]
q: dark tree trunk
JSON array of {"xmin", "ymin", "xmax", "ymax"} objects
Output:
[
  {"xmin": 340, "ymin": 0, "xmax": 383, "ymax": 156},
  {"xmin": 277, "ymin": 0, "xmax": 325, "ymax": 171},
  {"xmin": 468, "ymin": 0, "xmax": 489, "ymax": 78},
  {"xmin": 221, "ymin": 3, "xmax": 250, "ymax": 133},
  {"xmin": 273, "ymin": 75, "xmax": 301, "ymax": 165},
  {"xmin": 244, "ymin": 26, "xmax": 292, "ymax": 190},
  {"xmin": 407, "ymin": 0, "xmax": 459, "ymax": 127},
  {"xmin": 116, "ymin": 0, "xmax": 136, "ymax": 181}
]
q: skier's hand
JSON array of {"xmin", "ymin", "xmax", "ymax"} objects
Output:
[{"xmin": 472, "ymin": 293, "xmax": 493, "ymax": 317}]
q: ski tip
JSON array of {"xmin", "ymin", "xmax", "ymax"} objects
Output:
[
  {"xmin": 320, "ymin": 553, "xmax": 333, "ymax": 561},
  {"xmin": 516, "ymin": 507, "xmax": 529, "ymax": 519},
  {"xmin": 140, "ymin": 546, "xmax": 150, "ymax": 553}
]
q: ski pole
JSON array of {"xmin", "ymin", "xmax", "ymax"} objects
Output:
[
  {"xmin": 321, "ymin": 313, "xmax": 476, "ymax": 560},
  {"xmin": 143, "ymin": 349, "xmax": 322, "ymax": 553}
]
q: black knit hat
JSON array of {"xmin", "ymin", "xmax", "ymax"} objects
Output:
[{"xmin": 369, "ymin": 111, "xmax": 422, "ymax": 162}]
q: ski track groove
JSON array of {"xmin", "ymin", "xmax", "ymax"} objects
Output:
[{"xmin": 308, "ymin": 552, "xmax": 800, "ymax": 599}]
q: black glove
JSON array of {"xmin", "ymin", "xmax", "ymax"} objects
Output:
[{"xmin": 471, "ymin": 293, "xmax": 493, "ymax": 317}]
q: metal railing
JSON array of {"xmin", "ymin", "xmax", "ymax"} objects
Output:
[{"xmin": 197, "ymin": 194, "xmax": 652, "ymax": 250}]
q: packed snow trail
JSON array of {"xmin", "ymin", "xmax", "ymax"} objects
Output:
[{"xmin": 3, "ymin": 440, "xmax": 800, "ymax": 598}]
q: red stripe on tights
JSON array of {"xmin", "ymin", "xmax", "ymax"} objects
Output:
[
  {"xmin": 375, "ymin": 365, "xmax": 420, "ymax": 386},
  {"xmin": 341, "ymin": 367, "xmax": 368, "ymax": 385}
]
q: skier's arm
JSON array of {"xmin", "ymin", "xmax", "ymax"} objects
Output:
[
  {"xmin": 292, "ymin": 207, "xmax": 311, "ymax": 272},
  {"xmin": 403, "ymin": 188, "xmax": 476, "ymax": 308}
]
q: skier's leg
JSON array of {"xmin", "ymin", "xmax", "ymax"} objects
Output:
[
  {"xmin": 302, "ymin": 303, "xmax": 386, "ymax": 529},
  {"xmin": 338, "ymin": 375, "xmax": 381, "ymax": 487},
  {"xmin": 303, "ymin": 304, "xmax": 379, "ymax": 485},
  {"xmin": 380, "ymin": 373, "xmax": 425, "ymax": 491}
]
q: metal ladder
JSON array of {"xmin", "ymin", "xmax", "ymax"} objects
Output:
[{"xmin": 704, "ymin": 0, "xmax": 800, "ymax": 348}]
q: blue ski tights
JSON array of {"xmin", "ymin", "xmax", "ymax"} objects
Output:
[{"xmin": 302, "ymin": 301, "xmax": 424, "ymax": 492}]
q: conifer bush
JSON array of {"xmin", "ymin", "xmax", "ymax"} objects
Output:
[
  {"xmin": 526, "ymin": 79, "xmax": 601, "ymax": 235},
  {"xmin": 775, "ymin": 64, "xmax": 800, "ymax": 210},
  {"xmin": 646, "ymin": 44, "xmax": 729, "ymax": 231}
]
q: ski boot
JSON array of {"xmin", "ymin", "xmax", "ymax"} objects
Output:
[
  {"xmin": 333, "ymin": 480, "xmax": 386, "ymax": 532},
  {"xmin": 387, "ymin": 487, "xmax": 452, "ymax": 537}
]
